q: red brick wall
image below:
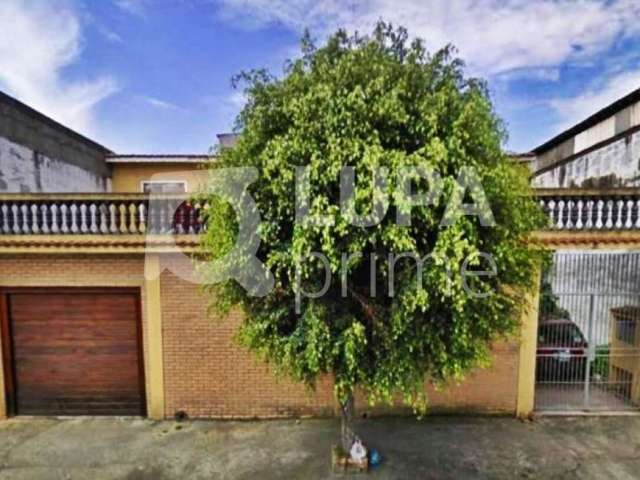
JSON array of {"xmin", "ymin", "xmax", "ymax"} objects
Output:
[
  {"xmin": 159, "ymin": 254, "xmax": 520, "ymax": 418},
  {"xmin": 160, "ymin": 255, "xmax": 335, "ymax": 418},
  {"xmin": 354, "ymin": 343, "xmax": 519, "ymax": 416},
  {"xmin": 0, "ymin": 254, "xmax": 521, "ymax": 419}
]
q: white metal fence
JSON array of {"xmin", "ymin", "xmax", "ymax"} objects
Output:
[{"xmin": 536, "ymin": 252, "xmax": 640, "ymax": 412}]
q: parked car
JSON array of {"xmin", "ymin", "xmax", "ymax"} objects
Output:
[{"xmin": 536, "ymin": 317, "xmax": 588, "ymax": 382}]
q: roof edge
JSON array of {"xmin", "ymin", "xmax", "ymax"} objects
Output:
[
  {"xmin": 0, "ymin": 90, "xmax": 112, "ymax": 154},
  {"xmin": 532, "ymin": 87, "xmax": 640, "ymax": 155},
  {"xmin": 106, "ymin": 154, "xmax": 214, "ymax": 163}
]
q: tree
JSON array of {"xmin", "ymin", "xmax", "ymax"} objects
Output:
[
  {"xmin": 539, "ymin": 280, "xmax": 570, "ymax": 320},
  {"xmin": 200, "ymin": 22, "xmax": 545, "ymax": 454}
]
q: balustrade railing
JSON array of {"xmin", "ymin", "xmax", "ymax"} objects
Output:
[
  {"xmin": 536, "ymin": 188, "xmax": 640, "ymax": 231},
  {"xmin": 0, "ymin": 194, "xmax": 205, "ymax": 235},
  {"xmin": 1, "ymin": 189, "xmax": 640, "ymax": 235}
]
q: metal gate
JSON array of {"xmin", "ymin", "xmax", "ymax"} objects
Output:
[{"xmin": 535, "ymin": 252, "xmax": 640, "ymax": 412}]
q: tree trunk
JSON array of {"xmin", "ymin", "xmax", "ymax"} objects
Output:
[{"xmin": 340, "ymin": 392, "xmax": 356, "ymax": 453}]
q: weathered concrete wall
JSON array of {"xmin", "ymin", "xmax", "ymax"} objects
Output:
[
  {"xmin": 533, "ymin": 137, "xmax": 575, "ymax": 174},
  {"xmin": 533, "ymin": 97, "xmax": 640, "ymax": 177},
  {"xmin": 0, "ymin": 136, "xmax": 110, "ymax": 192},
  {"xmin": 0, "ymin": 92, "xmax": 111, "ymax": 192},
  {"xmin": 533, "ymin": 130, "xmax": 640, "ymax": 188}
]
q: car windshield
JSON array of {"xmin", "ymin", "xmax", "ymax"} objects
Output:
[{"xmin": 538, "ymin": 323, "xmax": 585, "ymax": 347}]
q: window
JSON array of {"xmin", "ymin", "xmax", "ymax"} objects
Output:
[{"xmin": 141, "ymin": 181, "xmax": 187, "ymax": 194}]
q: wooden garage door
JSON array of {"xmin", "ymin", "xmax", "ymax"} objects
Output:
[{"xmin": 1, "ymin": 289, "xmax": 146, "ymax": 416}]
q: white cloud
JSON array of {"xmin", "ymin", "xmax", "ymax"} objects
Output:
[
  {"xmin": 113, "ymin": 0, "xmax": 147, "ymax": 16},
  {"xmin": 495, "ymin": 67, "xmax": 561, "ymax": 84},
  {"xmin": 227, "ymin": 91, "xmax": 247, "ymax": 109},
  {"xmin": 99, "ymin": 27, "xmax": 124, "ymax": 44},
  {"xmin": 0, "ymin": 0, "xmax": 118, "ymax": 137},
  {"xmin": 142, "ymin": 95, "xmax": 186, "ymax": 112},
  {"xmin": 550, "ymin": 69, "xmax": 640, "ymax": 132},
  {"xmin": 215, "ymin": 0, "xmax": 640, "ymax": 76}
]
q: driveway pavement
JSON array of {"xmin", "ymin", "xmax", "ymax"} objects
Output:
[{"xmin": 0, "ymin": 415, "xmax": 638, "ymax": 479}]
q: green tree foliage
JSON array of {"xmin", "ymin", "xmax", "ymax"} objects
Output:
[
  {"xmin": 539, "ymin": 280, "xmax": 570, "ymax": 319},
  {"xmin": 200, "ymin": 23, "xmax": 546, "ymax": 432}
]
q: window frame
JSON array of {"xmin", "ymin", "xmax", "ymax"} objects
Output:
[{"xmin": 140, "ymin": 180, "xmax": 188, "ymax": 194}]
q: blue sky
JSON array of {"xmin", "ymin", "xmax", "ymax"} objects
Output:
[{"xmin": 1, "ymin": 0, "xmax": 640, "ymax": 154}]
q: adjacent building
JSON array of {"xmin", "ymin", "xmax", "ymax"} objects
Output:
[
  {"xmin": 0, "ymin": 91, "xmax": 112, "ymax": 193},
  {"xmin": 0, "ymin": 91, "xmax": 212, "ymax": 195},
  {"xmin": 529, "ymin": 88, "xmax": 640, "ymax": 188}
]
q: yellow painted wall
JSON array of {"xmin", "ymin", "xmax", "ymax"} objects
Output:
[
  {"xmin": 609, "ymin": 309, "xmax": 640, "ymax": 405},
  {"xmin": 516, "ymin": 269, "xmax": 541, "ymax": 418},
  {"xmin": 111, "ymin": 163, "xmax": 209, "ymax": 193}
]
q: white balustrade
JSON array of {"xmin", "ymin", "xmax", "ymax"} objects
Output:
[
  {"xmin": 70, "ymin": 204, "xmax": 79, "ymax": 233},
  {"xmin": 585, "ymin": 201, "xmax": 594, "ymax": 229},
  {"xmin": 40, "ymin": 204, "xmax": 49, "ymax": 233},
  {"xmin": 625, "ymin": 200, "xmax": 634, "ymax": 229},
  {"xmin": 537, "ymin": 193, "xmax": 640, "ymax": 232},
  {"xmin": 80, "ymin": 204, "xmax": 88, "ymax": 233},
  {"xmin": 99, "ymin": 204, "xmax": 109, "ymax": 234},
  {"xmin": 89, "ymin": 204, "xmax": 98, "ymax": 234},
  {"xmin": 51, "ymin": 204, "xmax": 59, "ymax": 233},
  {"xmin": 575, "ymin": 201, "xmax": 583, "ymax": 230},
  {"xmin": 30, "ymin": 204, "xmax": 39, "ymax": 234},
  {"xmin": 11, "ymin": 205, "xmax": 20, "ymax": 234},
  {"xmin": 596, "ymin": 200, "xmax": 604, "ymax": 229},
  {"xmin": 20, "ymin": 204, "xmax": 29, "ymax": 234},
  {"xmin": 15, "ymin": 192, "xmax": 640, "ymax": 235},
  {"xmin": 109, "ymin": 204, "xmax": 118, "ymax": 233},
  {"xmin": 1, "ymin": 204, "xmax": 9, "ymax": 234},
  {"xmin": 138, "ymin": 204, "xmax": 147, "ymax": 233}
]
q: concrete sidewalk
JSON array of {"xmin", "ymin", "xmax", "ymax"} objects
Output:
[{"xmin": 0, "ymin": 416, "xmax": 638, "ymax": 479}]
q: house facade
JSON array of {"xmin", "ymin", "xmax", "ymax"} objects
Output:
[{"xmin": 0, "ymin": 89, "xmax": 638, "ymax": 420}]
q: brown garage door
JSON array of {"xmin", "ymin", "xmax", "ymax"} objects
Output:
[{"xmin": 1, "ymin": 289, "xmax": 146, "ymax": 416}]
